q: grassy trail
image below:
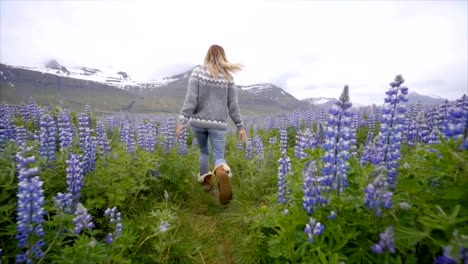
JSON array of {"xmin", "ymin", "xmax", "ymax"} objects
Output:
[{"xmin": 178, "ymin": 187, "xmax": 236, "ymax": 264}]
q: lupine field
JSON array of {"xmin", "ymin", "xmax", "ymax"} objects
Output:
[{"xmin": 0, "ymin": 75, "xmax": 467, "ymax": 264}]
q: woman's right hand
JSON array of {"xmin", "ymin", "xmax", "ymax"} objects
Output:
[{"xmin": 239, "ymin": 128, "xmax": 248, "ymax": 143}]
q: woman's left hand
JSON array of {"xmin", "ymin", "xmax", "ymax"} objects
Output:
[{"xmin": 175, "ymin": 123, "xmax": 182, "ymax": 137}]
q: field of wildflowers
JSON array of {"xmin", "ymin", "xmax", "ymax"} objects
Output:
[{"xmin": 0, "ymin": 75, "xmax": 467, "ymax": 263}]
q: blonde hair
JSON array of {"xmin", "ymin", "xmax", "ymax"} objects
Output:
[{"xmin": 203, "ymin": 44, "xmax": 242, "ymax": 81}]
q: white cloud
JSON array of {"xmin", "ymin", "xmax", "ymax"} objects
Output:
[{"xmin": 1, "ymin": 0, "xmax": 466, "ymax": 104}]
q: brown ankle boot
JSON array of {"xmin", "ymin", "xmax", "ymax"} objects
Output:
[
  {"xmin": 197, "ymin": 172, "xmax": 213, "ymax": 192},
  {"xmin": 213, "ymin": 164, "xmax": 233, "ymax": 205}
]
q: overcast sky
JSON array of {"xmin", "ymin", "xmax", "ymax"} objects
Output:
[{"xmin": 1, "ymin": 0, "xmax": 467, "ymax": 104}]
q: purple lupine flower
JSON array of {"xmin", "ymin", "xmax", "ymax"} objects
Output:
[
  {"xmin": 278, "ymin": 153, "xmax": 291, "ymax": 204},
  {"xmin": 371, "ymin": 225, "xmax": 395, "ymax": 254},
  {"xmin": 28, "ymin": 97, "xmax": 41, "ymax": 126},
  {"xmin": 445, "ymin": 94, "xmax": 468, "ymax": 150},
  {"xmin": 15, "ymin": 146, "xmax": 46, "ymax": 263},
  {"xmin": 144, "ymin": 122, "xmax": 157, "ymax": 152},
  {"xmin": 236, "ymin": 137, "xmax": 243, "ymax": 150},
  {"xmin": 65, "ymin": 154, "xmax": 85, "ymax": 210},
  {"xmin": 87, "ymin": 135, "xmax": 97, "ymax": 172},
  {"xmin": 426, "ymin": 106, "xmax": 438, "ymax": 131},
  {"xmin": 280, "ymin": 127, "xmax": 288, "ymax": 154},
  {"xmin": 361, "ymin": 137, "xmax": 384, "ymax": 166},
  {"xmin": 58, "ymin": 109, "xmax": 73, "ymax": 150},
  {"xmin": 104, "ymin": 207, "xmax": 123, "ymax": 244},
  {"xmin": 253, "ymin": 135, "xmax": 264, "ymax": 156},
  {"xmin": 159, "ymin": 221, "xmax": 170, "ymax": 233},
  {"xmin": 121, "ymin": 124, "xmax": 135, "ymax": 154},
  {"xmin": 405, "ymin": 118, "xmax": 417, "ymax": 147},
  {"xmin": 427, "ymin": 120, "xmax": 442, "ymax": 145},
  {"xmin": 164, "ymin": 117, "xmax": 176, "ymax": 153},
  {"xmin": 316, "ymin": 121, "xmax": 326, "ymax": 146},
  {"xmin": 349, "ymin": 114, "xmax": 358, "ymax": 157},
  {"xmin": 434, "ymin": 246, "xmax": 458, "ymax": 264},
  {"xmin": 178, "ymin": 123, "xmax": 187, "ymax": 155},
  {"xmin": 14, "ymin": 126, "xmax": 28, "ymax": 147},
  {"xmin": 321, "ymin": 85, "xmax": 353, "ymax": 195},
  {"xmin": 106, "ymin": 116, "xmax": 116, "ymax": 133},
  {"xmin": 53, "ymin": 192, "xmax": 72, "ymax": 213},
  {"xmin": 438, "ymin": 100, "xmax": 450, "ymax": 134},
  {"xmin": 137, "ymin": 123, "xmax": 147, "ymax": 150},
  {"xmin": 20, "ymin": 104, "xmax": 31, "ymax": 123},
  {"xmin": 417, "ymin": 112, "xmax": 432, "ymax": 144},
  {"xmin": 374, "ymin": 75, "xmax": 408, "ymax": 188},
  {"xmin": 364, "ymin": 166, "xmax": 393, "ymax": 217},
  {"xmin": 73, "ymin": 203, "xmax": 94, "ymax": 234},
  {"xmin": 78, "ymin": 112, "xmax": 91, "ymax": 151},
  {"xmin": 245, "ymin": 139, "xmax": 253, "ymax": 160},
  {"xmin": 304, "ymin": 218, "xmax": 325, "ymax": 243},
  {"xmin": 302, "ymin": 160, "xmax": 327, "ymax": 215},
  {"xmin": 97, "ymin": 121, "xmax": 110, "ymax": 155},
  {"xmin": 39, "ymin": 113, "xmax": 57, "ymax": 162},
  {"xmin": 366, "ymin": 111, "xmax": 376, "ymax": 145},
  {"xmin": 294, "ymin": 130, "xmax": 308, "ymax": 159},
  {"xmin": 303, "ymin": 128, "xmax": 317, "ymax": 150},
  {"xmin": 0, "ymin": 105, "xmax": 15, "ymax": 149}
]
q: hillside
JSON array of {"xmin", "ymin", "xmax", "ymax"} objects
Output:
[
  {"xmin": 0, "ymin": 63, "xmax": 139, "ymax": 113},
  {"xmin": 0, "ymin": 63, "xmax": 307, "ymax": 115}
]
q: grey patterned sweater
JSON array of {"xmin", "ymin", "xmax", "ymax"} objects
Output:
[{"xmin": 178, "ymin": 65, "xmax": 244, "ymax": 130}]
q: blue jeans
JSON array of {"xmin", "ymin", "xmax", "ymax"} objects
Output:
[{"xmin": 191, "ymin": 126, "xmax": 227, "ymax": 175}]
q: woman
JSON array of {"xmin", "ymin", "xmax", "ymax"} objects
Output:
[{"xmin": 175, "ymin": 44, "xmax": 248, "ymax": 205}]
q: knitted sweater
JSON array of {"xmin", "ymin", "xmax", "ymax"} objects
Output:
[{"xmin": 178, "ymin": 65, "xmax": 244, "ymax": 130}]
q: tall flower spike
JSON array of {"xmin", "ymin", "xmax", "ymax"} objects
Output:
[
  {"xmin": 39, "ymin": 113, "xmax": 57, "ymax": 162},
  {"xmin": 14, "ymin": 126, "xmax": 28, "ymax": 147},
  {"xmin": 302, "ymin": 160, "xmax": 327, "ymax": 215},
  {"xmin": 58, "ymin": 109, "xmax": 74, "ymax": 150},
  {"xmin": 144, "ymin": 122, "xmax": 157, "ymax": 152},
  {"xmin": 121, "ymin": 124, "xmax": 135, "ymax": 154},
  {"xmin": 374, "ymin": 75, "xmax": 408, "ymax": 188},
  {"xmin": 321, "ymin": 85, "xmax": 353, "ymax": 196},
  {"xmin": 280, "ymin": 127, "xmax": 288, "ymax": 154},
  {"xmin": 253, "ymin": 135, "xmax": 264, "ymax": 156},
  {"xmin": 104, "ymin": 207, "xmax": 123, "ymax": 244},
  {"xmin": 445, "ymin": 94, "xmax": 468, "ymax": 150},
  {"xmin": 245, "ymin": 139, "xmax": 253, "ymax": 160},
  {"xmin": 278, "ymin": 153, "xmax": 291, "ymax": 204},
  {"xmin": 164, "ymin": 117, "xmax": 176, "ymax": 153},
  {"xmin": 137, "ymin": 123, "xmax": 147, "ymax": 150},
  {"xmin": 65, "ymin": 154, "xmax": 85, "ymax": 211},
  {"xmin": 178, "ymin": 122, "xmax": 188, "ymax": 155},
  {"xmin": 15, "ymin": 146, "xmax": 46, "ymax": 263},
  {"xmin": 97, "ymin": 121, "xmax": 110, "ymax": 155},
  {"xmin": 294, "ymin": 129, "xmax": 308, "ymax": 159}
]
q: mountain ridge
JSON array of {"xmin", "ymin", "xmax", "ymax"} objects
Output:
[{"xmin": 1, "ymin": 61, "xmax": 451, "ymax": 113}]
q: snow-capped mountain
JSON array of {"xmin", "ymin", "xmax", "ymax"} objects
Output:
[
  {"xmin": 8, "ymin": 60, "xmax": 142, "ymax": 90},
  {"xmin": 301, "ymin": 97, "xmax": 337, "ymax": 106},
  {"xmin": 406, "ymin": 92, "xmax": 446, "ymax": 105},
  {"xmin": 238, "ymin": 83, "xmax": 310, "ymax": 110}
]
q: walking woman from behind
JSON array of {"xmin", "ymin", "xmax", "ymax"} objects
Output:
[{"xmin": 175, "ymin": 44, "xmax": 248, "ymax": 205}]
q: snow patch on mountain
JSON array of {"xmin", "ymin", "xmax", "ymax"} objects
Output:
[{"xmin": 302, "ymin": 97, "xmax": 336, "ymax": 105}]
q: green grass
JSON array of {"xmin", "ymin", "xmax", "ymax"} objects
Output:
[{"xmin": 0, "ymin": 109, "xmax": 467, "ymax": 264}]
